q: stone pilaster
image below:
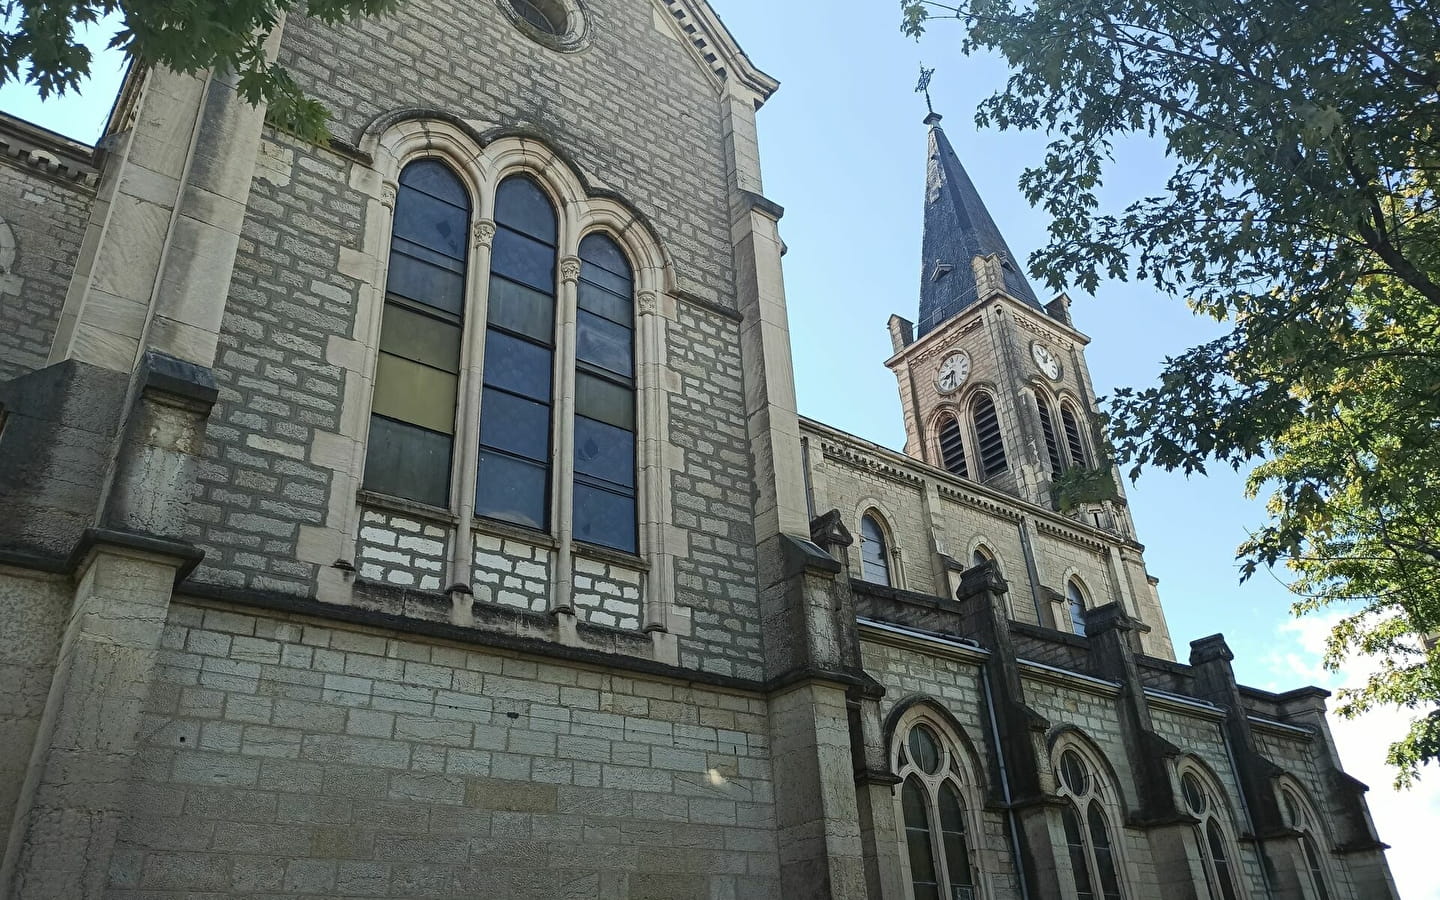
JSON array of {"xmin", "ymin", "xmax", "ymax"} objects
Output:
[{"xmin": 0, "ymin": 534, "xmax": 197, "ymax": 899}]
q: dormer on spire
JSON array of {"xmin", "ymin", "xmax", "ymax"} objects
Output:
[{"xmin": 918, "ymin": 122, "xmax": 1042, "ymax": 336}]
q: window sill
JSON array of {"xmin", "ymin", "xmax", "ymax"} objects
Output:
[
  {"xmin": 473, "ymin": 516, "xmax": 559, "ymax": 551},
  {"xmin": 357, "ymin": 489, "xmax": 460, "ymax": 527},
  {"xmin": 574, "ymin": 540, "xmax": 648, "ymax": 571}
]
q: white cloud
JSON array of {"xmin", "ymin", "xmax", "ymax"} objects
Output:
[{"xmin": 1263, "ymin": 615, "xmax": 1439, "ymax": 900}]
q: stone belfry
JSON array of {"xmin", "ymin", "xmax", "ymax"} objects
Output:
[{"xmin": 886, "ymin": 112, "xmax": 1136, "ymax": 536}]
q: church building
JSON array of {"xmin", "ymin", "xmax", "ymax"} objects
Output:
[{"xmin": 0, "ymin": 0, "xmax": 1399, "ymax": 897}]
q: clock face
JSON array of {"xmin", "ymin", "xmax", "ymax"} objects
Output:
[
  {"xmin": 936, "ymin": 352, "xmax": 970, "ymax": 394},
  {"xmin": 1032, "ymin": 342, "xmax": 1061, "ymax": 380}
]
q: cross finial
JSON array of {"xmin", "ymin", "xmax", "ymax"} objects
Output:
[{"xmin": 915, "ymin": 64, "xmax": 938, "ymax": 121}]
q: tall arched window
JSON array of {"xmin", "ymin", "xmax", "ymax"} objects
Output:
[
  {"xmin": 475, "ymin": 175, "xmax": 559, "ymax": 529},
  {"xmin": 1281, "ymin": 787, "xmax": 1332, "ymax": 900},
  {"xmin": 860, "ymin": 513, "xmax": 892, "ymax": 586},
  {"xmin": 937, "ymin": 414, "xmax": 969, "ymax": 477},
  {"xmin": 972, "ymin": 393, "xmax": 1007, "ymax": 478},
  {"xmin": 1037, "ymin": 396, "xmax": 1063, "ymax": 477},
  {"xmin": 1067, "ymin": 578, "xmax": 1089, "ymax": 636},
  {"xmin": 365, "ymin": 159, "xmax": 472, "ymax": 507},
  {"xmin": 894, "ymin": 717, "xmax": 982, "ymax": 900},
  {"xmin": 1061, "ymin": 403, "xmax": 1088, "ymax": 468},
  {"xmin": 1056, "ymin": 746, "xmax": 1125, "ymax": 900},
  {"xmin": 1179, "ymin": 768, "xmax": 1243, "ymax": 900},
  {"xmin": 573, "ymin": 233, "xmax": 637, "ymax": 552}
]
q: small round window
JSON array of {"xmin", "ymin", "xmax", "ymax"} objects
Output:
[
  {"xmin": 1181, "ymin": 771, "xmax": 1207, "ymax": 815},
  {"xmin": 498, "ymin": 0, "xmax": 590, "ymax": 51},
  {"xmin": 1059, "ymin": 749, "xmax": 1089, "ymax": 795},
  {"xmin": 908, "ymin": 724, "xmax": 942, "ymax": 775}
]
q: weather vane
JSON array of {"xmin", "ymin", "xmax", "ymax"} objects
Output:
[{"xmin": 916, "ymin": 64, "xmax": 937, "ymax": 115}]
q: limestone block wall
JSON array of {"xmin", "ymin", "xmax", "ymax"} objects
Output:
[
  {"xmin": 356, "ymin": 507, "xmax": 451, "ymax": 592},
  {"xmin": 0, "ymin": 155, "xmax": 93, "ymax": 382},
  {"xmin": 0, "ymin": 569, "xmax": 68, "ymax": 852},
  {"xmin": 860, "ymin": 637, "xmax": 1023, "ymax": 899},
  {"xmin": 111, "ymin": 599, "xmax": 782, "ymax": 898}
]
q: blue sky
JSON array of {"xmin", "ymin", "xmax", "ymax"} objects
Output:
[{"xmin": 1, "ymin": 1, "xmax": 1432, "ymax": 893}]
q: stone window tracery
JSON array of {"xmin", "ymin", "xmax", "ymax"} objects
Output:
[
  {"xmin": 893, "ymin": 713, "xmax": 984, "ymax": 900},
  {"xmin": 1178, "ymin": 766, "xmax": 1244, "ymax": 900},
  {"xmin": 1054, "ymin": 742, "xmax": 1127, "ymax": 900},
  {"xmin": 1280, "ymin": 785, "xmax": 1333, "ymax": 900}
]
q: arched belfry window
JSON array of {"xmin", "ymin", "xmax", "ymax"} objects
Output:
[
  {"xmin": 1055, "ymin": 745, "xmax": 1126, "ymax": 900},
  {"xmin": 1061, "ymin": 403, "xmax": 1088, "ymax": 468},
  {"xmin": 1037, "ymin": 395, "xmax": 1063, "ymax": 477},
  {"xmin": 1066, "ymin": 579, "xmax": 1089, "ymax": 636},
  {"xmin": 937, "ymin": 414, "xmax": 968, "ymax": 478},
  {"xmin": 860, "ymin": 513, "xmax": 892, "ymax": 586},
  {"xmin": 365, "ymin": 159, "xmax": 472, "ymax": 507},
  {"xmin": 476, "ymin": 175, "xmax": 559, "ymax": 529},
  {"xmin": 893, "ymin": 714, "xmax": 982, "ymax": 900},
  {"xmin": 1179, "ymin": 768, "xmax": 1243, "ymax": 900},
  {"xmin": 1281, "ymin": 786, "xmax": 1333, "ymax": 900},
  {"xmin": 972, "ymin": 393, "xmax": 1007, "ymax": 478},
  {"xmin": 574, "ymin": 232, "xmax": 637, "ymax": 552}
]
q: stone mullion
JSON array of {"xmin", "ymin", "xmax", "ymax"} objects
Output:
[
  {"xmin": 637, "ymin": 291, "xmax": 667, "ymax": 631},
  {"xmin": 447, "ymin": 219, "xmax": 496, "ymax": 591},
  {"xmin": 550, "ymin": 256, "xmax": 581, "ymax": 615}
]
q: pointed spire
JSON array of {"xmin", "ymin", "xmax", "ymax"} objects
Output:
[{"xmin": 918, "ymin": 119, "xmax": 1041, "ymax": 336}]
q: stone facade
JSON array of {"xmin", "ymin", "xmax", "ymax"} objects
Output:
[{"xmin": 0, "ymin": 1, "xmax": 1397, "ymax": 898}]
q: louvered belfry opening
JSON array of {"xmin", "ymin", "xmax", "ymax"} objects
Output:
[
  {"xmin": 1061, "ymin": 405, "xmax": 1087, "ymax": 468},
  {"xmin": 972, "ymin": 394, "xmax": 1007, "ymax": 478},
  {"xmin": 1037, "ymin": 399, "xmax": 1063, "ymax": 477},
  {"xmin": 937, "ymin": 415, "xmax": 968, "ymax": 477}
]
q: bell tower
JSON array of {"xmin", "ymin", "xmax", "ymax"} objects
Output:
[{"xmin": 886, "ymin": 114, "xmax": 1134, "ymax": 535}]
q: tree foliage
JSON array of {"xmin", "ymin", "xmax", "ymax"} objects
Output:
[
  {"xmin": 901, "ymin": 0, "xmax": 1440, "ymax": 783},
  {"xmin": 0, "ymin": 0, "xmax": 401, "ymax": 140}
]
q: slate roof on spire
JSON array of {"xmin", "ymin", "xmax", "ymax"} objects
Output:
[{"xmin": 918, "ymin": 117, "xmax": 1041, "ymax": 336}]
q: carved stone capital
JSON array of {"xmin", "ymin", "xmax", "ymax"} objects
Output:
[
  {"xmin": 473, "ymin": 219, "xmax": 496, "ymax": 250},
  {"xmin": 637, "ymin": 290, "xmax": 658, "ymax": 316},
  {"xmin": 380, "ymin": 182, "xmax": 398, "ymax": 210},
  {"xmin": 560, "ymin": 256, "xmax": 582, "ymax": 284}
]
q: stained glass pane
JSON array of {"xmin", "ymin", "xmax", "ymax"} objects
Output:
[
  {"xmin": 371, "ymin": 353, "xmax": 458, "ymax": 435},
  {"xmin": 379, "ymin": 304, "xmax": 461, "ymax": 372},
  {"xmin": 577, "ymin": 279, "xmax": 633, "ymax": 326},
  {"xmin": 860, "ymin": 515, "xmax": 890, "ymax": 586},
  {"xmin": 575, "ymin": 416, "xmax": 635, "ymax": 488},
  {"xmin": 575, "ymin": 372, "xmax": 635, "ymax": 430},
  {"xmin": 1181, "ymin": 773, "xmax": 1208, "ymax": 816},
  {"xmin": 1302, "ymin": 836, "xmax": 1331, "ymax": 900},
  {"xmin": 400, "ymin": 158, "xmax": 470, "ymax": 207},
  {"xmin": 574, "ymin": 483, "xmax": 637, "ymax": 553},
  {"xmin": 483, "ymin": 330, "xmax": 552, "ymax": 402},
  {"xmin": 577, "ymin": 310, "xmax": 634, "ymax": 378},
  {"xmin": 939, "ymin": 783, "xmax": 973, "ymax": 891},
  {"xmin": 475, "ymin": 451, "xmax": 548, "ymax": 528},
  {"xmin": 492, "ymin": 228, "xmax": 557, "ymax": 293},
  {"xmin": 580, "ymin": 231, "xmax": 632, "ymax": 278},
  {"xmin": 495, "ymin": 176, "xmax": 556, "ymax": 243},
  {"xmin": 1206, "ymin": 821, "xmax": 1239, "ymax": 900},
  {"xmin": 478, "ymin": 388, "xmax": 550, "ymax": 462},
  {"xmin": 1060, "ymin": 750, "xmax": 1089, "ymax": 795},
  {"xmin": 487, "ymin": 277, "xmax": 554, "ymax": 342},
  {"xmin": 386, "ymin": 250, "xmax": 466, "ymax": 315},
  {"xmin": 1063, "ymin": 804, "xmax": 1095, "ymax": 900},
  {"xmin": 1087, "ymin": 801, "xmax": 1123, "ymax": 900},
  {"xmin": 392, "ymin": 189, "xmax": 468, "ymax": 261},
  {"xmin": 364, "ymin": 416, "xmax": 452, "ymax": 507},
  {"xmin": 903, "ymin": 778, "xmax": 940, "ymax": 900}
]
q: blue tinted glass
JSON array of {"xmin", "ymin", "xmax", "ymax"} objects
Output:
[
  {"xmin": 483, "ymin": 330, "xmax": 552, "ymax": 401},
  {"xmin": 577, "ymin": 280, "xmax": 632, "ymax": 325},
  {"xmin": 392, "ymin": 187, "xmax": 468, "ymax": 261},
  {"xmin": 574, "ymin": 484, "xmax": 636, "ymax": 553},
  {"xmin": 479, "ymin": 387, "xmax": 550, "ymax": 462},
  {"xmin": 576, "ymin": 311, "xmax": 633, "ymax": 378},
  {"xmin": 400, "ymin": 159, "xmax": 470, "ymax": 208},
  {"xmin": 492, "ymin": 228, "xmax": 556, "ymax": 294},
  {"xmin": 579, "ymin": 260, "xmax": 632, "ymax": 298},
  {"xmin": 495, "ymin": 176, "xmax": 556, "ymax": 244},
  {"xmin": 574, "ymin": 416, "xmax": 635, "ymax": 488},
  {"xmin": 476, "ymin": 451, "xmax": 548, "ymax": 529},
  {"xmin": 364, "ymin": 415, "xmax": 452, "ymax": 507},
  {"xmin": 386, "ymin": 249, "xmax": 466, "ymax": 315},
  {"xmin": 579, "ymin": 232, "xmax": 632, "ymax": 279}
]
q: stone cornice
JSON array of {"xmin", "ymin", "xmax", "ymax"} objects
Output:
[
  {"xmin": 0, "ymin": 112, "xmax": 100, "ymax": 188},
  {"xmin": 656, "ymin": 0, "xmax": 779, "ymax": 105}
]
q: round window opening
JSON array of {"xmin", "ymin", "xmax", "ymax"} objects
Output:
[
  {"xmin": 908, "ymin": 724, "xmax": 942, "ymax": 775},
  {"xmin": 499, "ymin": 0, "xmax": 589, "ymax": 51},
  {"xmin": 1059, "ymin": 749, "xmax": 1089, "ymax": 795},
  {"xmin": 1181, "ymin": 772, "xmax": 1208, "ymax": 816}
]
